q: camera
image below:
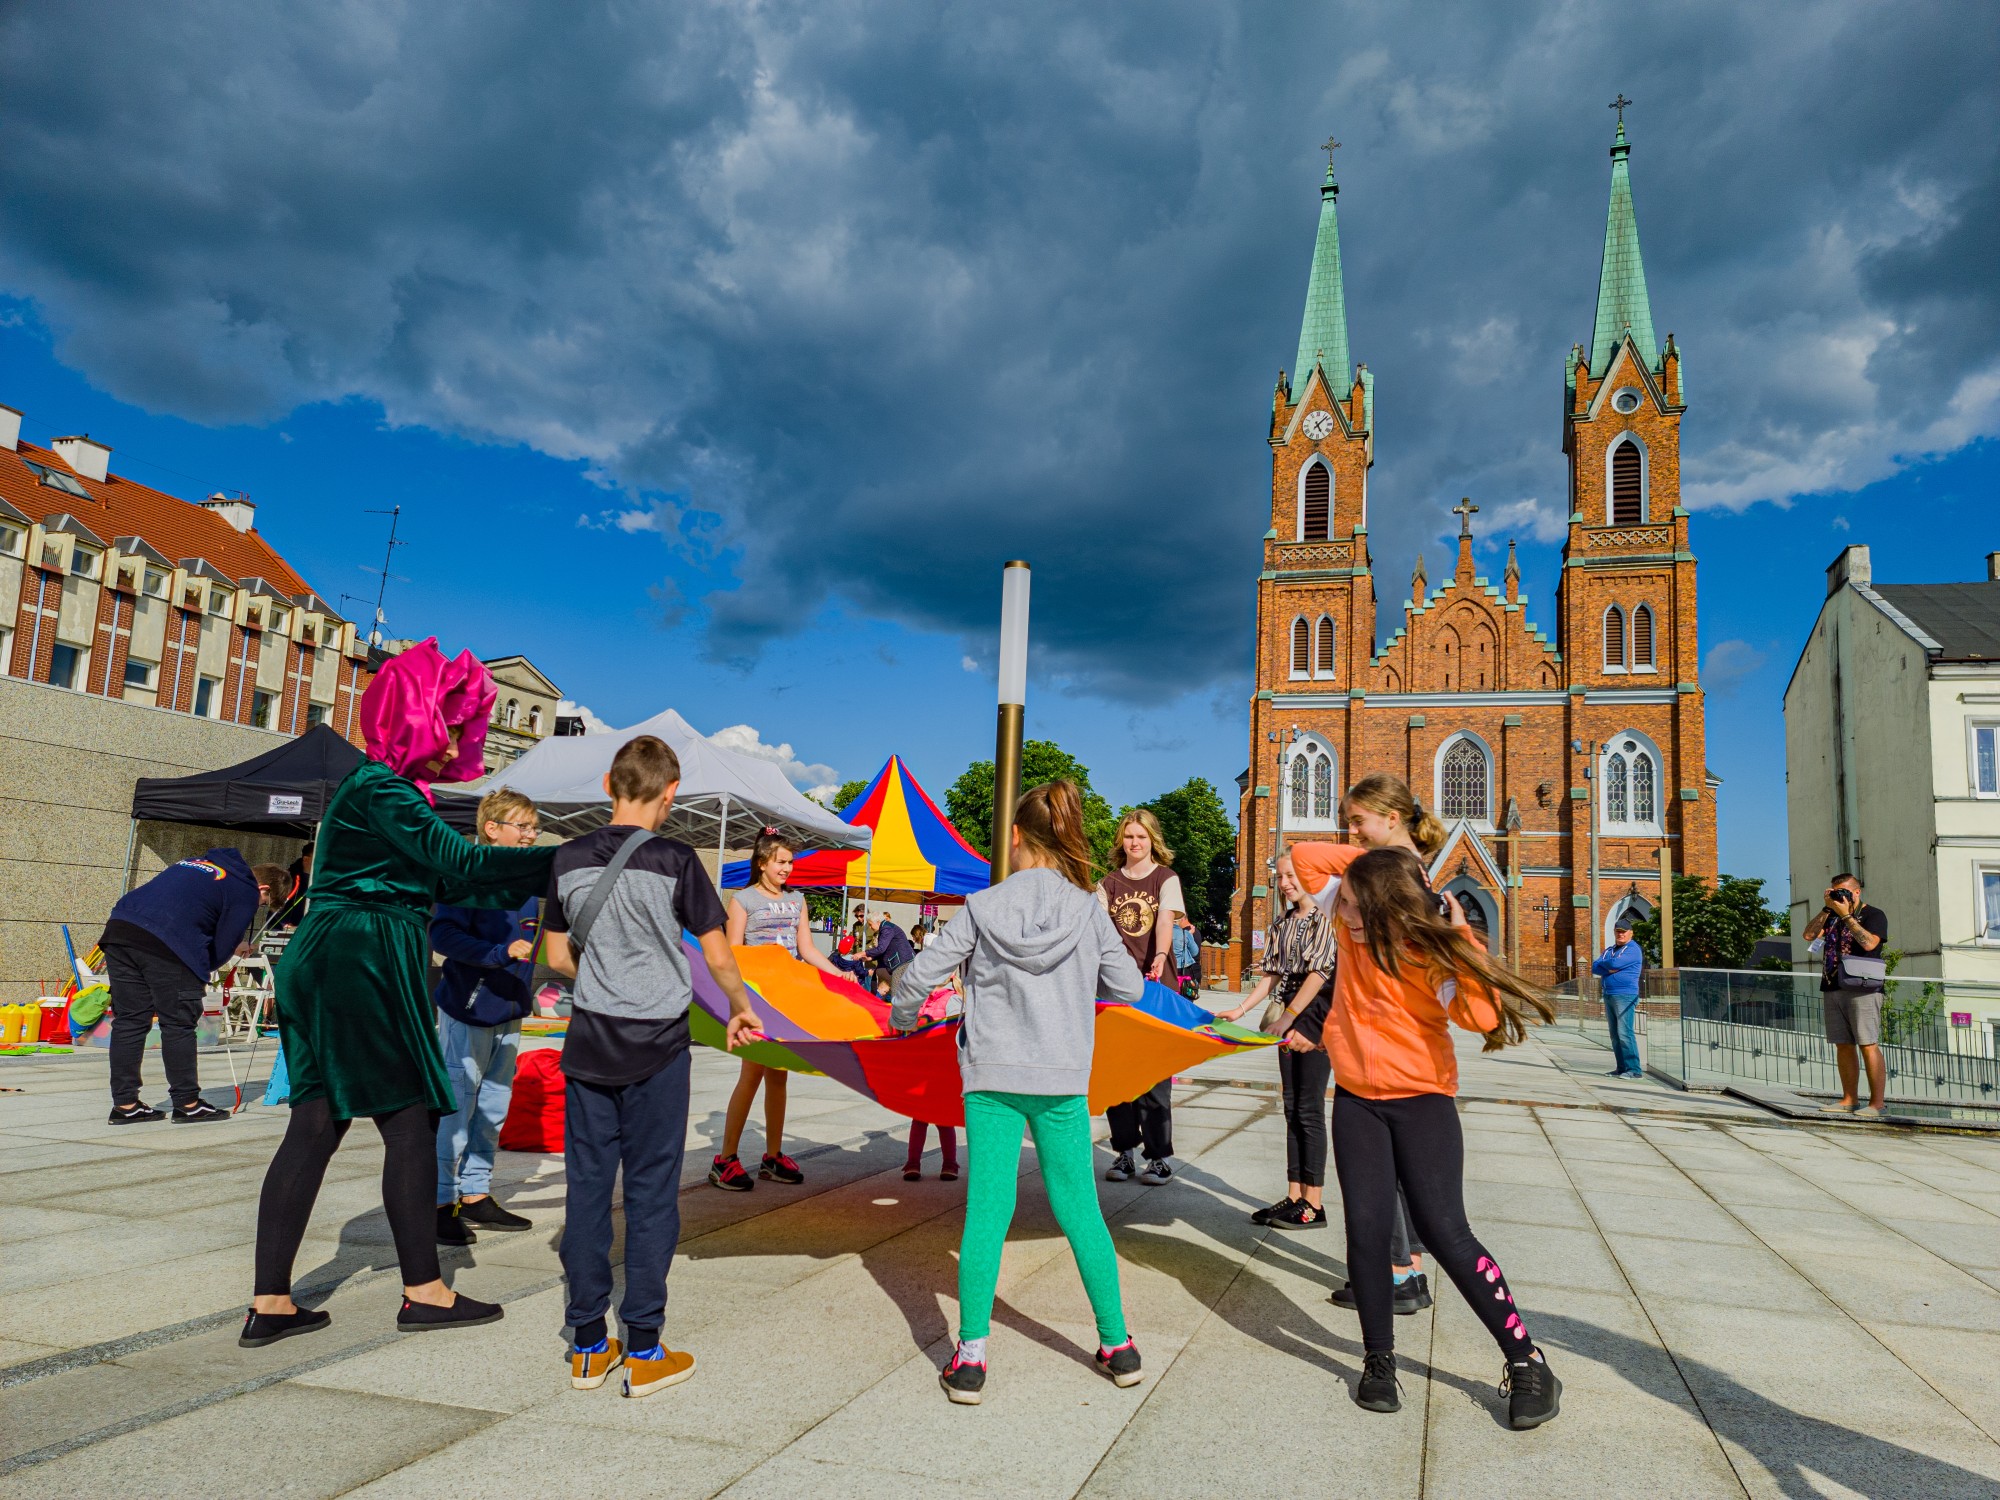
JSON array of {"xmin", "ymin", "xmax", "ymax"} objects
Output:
[{"xmin": 1825, "ymin": 887, "xmax": 1852, "ymax": 908}]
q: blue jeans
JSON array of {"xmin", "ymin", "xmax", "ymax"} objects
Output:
[
  {"xmin": 436, "ymin": 1014, "xmax": 522, "ymax": 1204},
  {"xmin": 1603, "ymin": 992, "xmax": 1642, "ymax": 1076},
  {"xmin": 561, "ymin": 1050, "xmax": 690, "ymax": 1344}
]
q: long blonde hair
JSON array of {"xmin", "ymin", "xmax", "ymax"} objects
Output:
[
  {"xmin": 1342, "ymin": 772, "xmax": 1446, "ymax": 858},
  {"xmin": 1111, "ymin": 807, "xmax": 1173, "ymax": 868},
  {"xmin": 1014, "ymin": 780, "xmax": 1096, "ymax": 890},
  {"xmin": 1341, "ymin": 847, "xmax": 1554, "ymax": 1052}
]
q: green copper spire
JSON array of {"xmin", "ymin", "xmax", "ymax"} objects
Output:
[
  {"xmin": 1293, "ymin": 157, "xmax": 1351, "ymax": 402},
  {"xmin": 1590, "ymin": 118, "xmax": 1658, "ymax": 377}
]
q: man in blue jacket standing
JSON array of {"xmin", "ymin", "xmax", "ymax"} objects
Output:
[
  {"xmin": 431, "ymin": 790, "xmax": 543, "ymax": 1245},
  {"xmin": 100, "ymin": 848, "xmax": 272, "ymax": 1123},
  {"xmin": 1591, "ymin": 916, "xmax": 1646, "ymax": 1080}
]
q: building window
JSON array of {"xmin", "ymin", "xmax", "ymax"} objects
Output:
[
  {"xmin": 1438, "ymin": 735, "xmax": 1490, "ymax": 823},
  {"xmin": 0, "ymin": 522, "xmax": 23, "ymax": 557},
  {"xmin": 1610, "ymin": 438, "xmax": 1644, "ymax": 524},
  {"xmin": 48, "ymin": 643, "xmax": 82, "ymax": 690},
  {"xmin": 1603, "ymin": 605, "xmax": 1626, "ymax": 670},
  {"xmin": 1600, "ymin": 732, "xmax": 1663, "ymax": 832},
  {"xmin": 1300, "ymin": 461, "xmax": 1331, "ymax": 541},
  {"xmin": 1314, "ymin": 616, "xmax": 1335, "ymax": 679},
  {"xmin": 1973, "ymin": 723, "xmax": 1998, "ymax": 797},
  {"xmin": 209, "ymin": 589, "xmax": 233, "ymax": 617},
  {"xmin": 1289, "ymin": 754, "xmax": 1310, "ymax": 820},
  {"xmin": 252, "ymin": 689, "xmax": 276, "ymax": 729},
  {"xmin": 1982, "ymin": 868, "xmax": 2000, "ymax": 942},
  {"xmin": 268, "ymin": 607, "xmax": 289, "ymax": 635},
  {"xmin": 142, "ymin": 567, "xmax": 168, "ymax": 598},
  {"xmin": 0, "ymin": 627, "xmax": 12, "ymax": 675},
  {"xmin": 124, "ymin": 659, "xmax": 156, "ymax": 689},
  {"xmin": 1312, "ymin": 753, "xmax": 1333, "ymax": 819},
  {"xmin": 195, "ymin": 675, "xmax": 220, "ymax": 717},
  {"xmin": 306, "ymin": 703, "xmax": 328, "ymax": 728},
  {"xmin": 1606, "ymin": 752, "xmax": 1629, "ymax": 823},
  {"xmin": 1290, "ymin": 617, "xmax": 1310, "ymax": 679},
  {"xmin": 1632, "ymin": 604, "xmax": 1656, "ymax": 669},
  {"xmin": 71, "ymin": 546, "xmax": 101, "ymax": 579},
  {"xmin": 528, "ymin": 705, "xmax": 544, "ymax": 735},
  {"xmin": 504, "ymin": 698, "xmax": 521, "ymax": 729},
  {"xmin": 1283, "ymin": 735, "xmax": 1340, "ymax": 830}
]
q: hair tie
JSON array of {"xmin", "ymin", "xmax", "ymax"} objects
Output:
[{"xmin": 761, "ymin": 825, "xmax": 778, "ymax": 836}]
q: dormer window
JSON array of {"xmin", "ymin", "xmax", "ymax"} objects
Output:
[
  {"xmin": 209, "ymin": 588, "xmax": 233, "ymax": 616},
  {"xmin": 21, "ymin": 460, "xmax": 88, "ymax": 499},
  {"xmin": 0, "ymin": 522, "xmax": 23, "ymax": 558},
  {"xmin": 142, "ymin": 567, "xmax": 167, "ymax": 598},
  {"xmin": 268, "ymin": 607, "xmax": 289, "ymax": 635},
  {"xmin": 70, "ymin": 546, "xmax": 101, "ymax": 579}
]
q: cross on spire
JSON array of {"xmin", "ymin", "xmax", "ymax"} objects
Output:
[
  {"xmin": 1609, "ymin": 93, "xmax": 1632, "ymax": 124},
  {"xmin": 1453, "ymin": 497, "xmax": 1479, "ymax": 538},
  {"xmin": 1321, "ymin": 136, "xmax": 1341, "ymax": 171}
]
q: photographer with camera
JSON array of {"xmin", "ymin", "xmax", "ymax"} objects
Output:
[{"xmin": 1802, "ymin": 873, "xmax": 1889, "ymax": 1117}]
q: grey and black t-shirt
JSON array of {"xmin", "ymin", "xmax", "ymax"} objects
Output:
[{"xmin": 546, "ymin": 825, "xmax": 727, "ymax": 1086}]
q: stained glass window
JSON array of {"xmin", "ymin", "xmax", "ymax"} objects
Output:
[
  {"xmin": 1440, "ymin": 739, "xmax": 1488, "ymax": 821},
  {"xmin": 1312, "ymin": 754, "xmax": 1333, "ymax": 819},
  {"xmin": 1606, "ymin": 753, "xmax": 1629, "ymax": 823}
]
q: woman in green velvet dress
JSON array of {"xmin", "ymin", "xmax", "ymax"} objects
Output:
[{"xmin": 243, "ymin": 641, "xmax": 554, "ymax": 1349}]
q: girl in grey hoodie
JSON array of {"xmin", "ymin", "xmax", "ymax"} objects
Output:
[{"xmin": 891, "ymin": 780, "xmax": 1148, "ymax": 1405}]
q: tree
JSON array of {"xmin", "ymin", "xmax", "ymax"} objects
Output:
[
  {"xmin": 1139, "ymin": 777, "xmax": 1237, "ymax": 943},
  {"xmin": 944, "ymin": 740, "xmax": 1117, "ymax": 866},
  {"xmin": 812, "ymin": 777, "xmax": 873, "ymax": 815},
  {"xmin": 1630, "ymin": 874, "xmax": 1782, "ymax": 969}
]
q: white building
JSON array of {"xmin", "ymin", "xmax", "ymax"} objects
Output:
[{"xmin": 1784, "ymin": 544, "xmax": 2000, "ymax": 1050}]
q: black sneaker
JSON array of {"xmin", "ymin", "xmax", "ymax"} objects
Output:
[
  {"xmin": 1105, "ymin": 1149, "xmax": 1136, "ymax": 1182},
  {"xmin": 397, "ymin": 1293, "xmax": 503, "ymax": 1333},
  {"xmin": 1138, "ymin": 1158, "xmax": 1174, "ymax": 1186},
  {"xmin": 1354, "ymin": 1351, "xmax": 1401, "ymax": 1413},
  {"xmin": 239, "ymin": 1306, "xmax": 331, "ymax": 1349},
  {"xmin": 1328, "ymin": 1275, "xmax": 1431, "ymax": 1314},
  {"xmin": 172, "ymin": 1098, "xmax": 230, "ymax": 1123},
  {"xmin": 435, "ymin": 1203, "xmax": 477, "ymax": 1246},
  {"xmin": 457, "ymin": 1196, "xmax": 531, "ymax": 1231},
  {"xmin": 708, "ymin": 1153, "xmax": 754, "ymax": 1192},
  {"xmin": 759, "ymin": 1152, "xmax": 805, "ymax": 1185},
  {"xmin": 1268, "ymin": 1199, "xmax": 1329, "ymax": 1231},
  {"xmin": 108, "ymin": 1101, "xmax": 164, "ymax": 1124},
  {"xmin": 1503, "ymin": 1354, "xmax": 1562, "ymax": 1429},
  {"xmin": 1250, "ymin": 1196, "xmax": 1297, "ymax": 1225},
  {"xmin": 940, "ymin": 1346, "xmax": 987, "ymax": 1405},
  {"xmin": 1094, "ymin": 1338, "xmax": 1143, "ymax": 1388}
]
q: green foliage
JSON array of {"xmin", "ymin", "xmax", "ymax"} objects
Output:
[
  {"xmin": 1883, "ymin": 980, "xmax": 1945, "ymax": 1047},
  {"xmin": 944, "ymin": 740, "xmax": 1117, "ymax": 866},
  {"xmin": 1139, "ymin": 777, "xmax": 1237, "ymax": 943},
  {"xmin": 802, "ymin": 888, "xmax": 845, "ymax": 924},
  {"xmin": 812, "ymin": 778, "xmax": 873, "ymax": 814},
  {"xmin": 1630, "ymin": 873, "xmax": 1782, "ymax": 968}
]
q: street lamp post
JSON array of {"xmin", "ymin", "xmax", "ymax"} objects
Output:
[{"xmin": 988, "ymin": 561, "xmax": 1031, "ymax": 884}]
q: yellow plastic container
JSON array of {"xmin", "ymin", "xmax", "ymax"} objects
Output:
[
  {"xmin": 18, "ymin": 1003, "xmax": 41, "ymax": 1043},
  {"xmin": 0, "ymin": 1003, "xmax": 22, "ymax": 1044}
]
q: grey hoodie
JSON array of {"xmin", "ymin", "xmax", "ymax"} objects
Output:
[{"xmin": 890, "ymin": 867, "xmax": 1147, "ymax": 1096}]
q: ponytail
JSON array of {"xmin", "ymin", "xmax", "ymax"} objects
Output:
[
  {"xmin": 1344, "ymin": 772, "xmax": 1446, "ymax": 858},
  {"xmin": 1013, "ymin": 779, "xmax": 1097, "ymax": 890}
]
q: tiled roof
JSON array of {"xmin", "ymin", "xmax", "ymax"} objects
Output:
[
  {"xmin": 1874, "ymin": 583, "xmax": 2000, "ymax": 662},
  {"xmin": 0, "ymin": 439, "xmax": 313, "ymax": 596}
]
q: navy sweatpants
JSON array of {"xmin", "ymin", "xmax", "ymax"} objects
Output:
[{"xmin": 560, "ymin": 1049, "xmax": 690, "ymax": 1344}]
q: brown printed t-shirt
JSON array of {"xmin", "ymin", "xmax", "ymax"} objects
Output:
[{"xmin": 1096, "ymin": 865, "xmax": 1186, "ymax": 972}]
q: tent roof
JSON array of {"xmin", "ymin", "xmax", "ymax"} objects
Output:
[
  {"xmin": 437, "ymin": 706, "xmax": 867, "ymax": 854},
  {"xmin": 722, "ymin": 755, "xmax": 987, "ymax": 894},
  {"xmin": 130, "ymin": 724, "xmax": 365, "ymax": 835}
]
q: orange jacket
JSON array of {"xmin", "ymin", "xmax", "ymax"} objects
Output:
[{"xmin": 1286, "ymin": 841, "xmax": 1503, "ymax": 1098}]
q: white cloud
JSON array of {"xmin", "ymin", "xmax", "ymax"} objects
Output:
[
  {"xmin": 705, "ymin": 723, "xmax": 839, "ymax": 804},
  {"xmin": 960, "ymin": 655, "xmax": 978, "ymax": 672},
  {"xmin": 1832, "ymin": 515, "xmax": 1851, "ymax": 531},
  {"xmin": 555, "ymin": 698, "xmax": 615, "ymax": 734},
  {"xmin": 1483, "ymin": 497, "xmax": 1570, "ymax": 545},
  {"xmin": 1702, "ymin": 640, "xmax": 1770, "ymax": 698}
]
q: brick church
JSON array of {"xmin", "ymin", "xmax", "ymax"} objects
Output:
[{"xmin": 1230, "ymin": 119, "xmax": 1718, "ymax": 985}]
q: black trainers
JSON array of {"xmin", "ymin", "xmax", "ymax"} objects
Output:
[
  {"xmin": 108, "ymin": 1101, "xmax": 164, "ymax": 1124},
  {"xmin": 1354, "ymin": 1350, "xmax": 1401, "ymax": 1413},
  {"xmin": 458, "ymin": 1196, "xmax": 531, "ymax": 1231},
  {"xmin": 1328, "ymin": 1274, "xmax": 1431, "ymax": 1314},
  {"xmin": 940, "ymin": 1346, "xmax": 987, "ymax": 1405},
  {"xmin": 172, "ymin": 1098, "xmax": 230, "ymax": 1123},
  {"xmin": 397, "ymin": 1293, "xmax": 503, "ymax": 1333},
  {"xmin": 239, "ymin": 1306, "xmax": 331, "ymax": 1349},
  {"xmin": 1503, "ymin": 1354, "xmax": 1562, "ymax": 1429},
  {"xmin": 1105, "ymin": 1149, "xmax": 1136, "ymax": 1182},
  {"xmin": 1138, "ymin": 1158, "xmax": 1174, "ymax": 1186},
  {"xmin": 435, "ymin": 1203, "xmax": 477, "ymax": 1246},
  {"xmin": 1268, "ymin": 1199, "xmax": 1329, "ymax": 1231},
  {"xmin": 759, "ymin": 1152, "xmax": 805, "ymax": 1185},
  {"xmin": 1094, "ymin": 1339, "xmax": 1143, "ymax": 1388},
  {"xmin": 708, "ymin": 1153, "xmax": 754, "ymax": 1192},
  {"xmin": 1250, "ymin": 1196, "xmax": 1298, "ymax": 1225}
]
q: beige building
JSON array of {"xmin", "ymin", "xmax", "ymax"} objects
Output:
[
  {"xmin": 1784, "ymin": 544, "xmax": 2000, "ymax": 1050},
  {"xmin": 482, "ymin": 656, "xmax": 562, "ymax": 769}
]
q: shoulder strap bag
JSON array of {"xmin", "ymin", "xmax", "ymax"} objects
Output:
[{"xmin": 568, "ymin": 828, "xmax": 656, "ymax": 953}]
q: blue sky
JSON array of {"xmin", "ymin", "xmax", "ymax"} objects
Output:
[{"xmin": 3, "ymin": 2, "xmax": 1995, "ymax": 901}]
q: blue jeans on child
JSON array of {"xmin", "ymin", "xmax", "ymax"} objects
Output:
[
  {"xmin": 1603, "ymin": 992, "xmax": 1642, "ymax": 1076},
  {"xmin": 436, "ymin": 1014, "xmax": 522, "ymax": 1204}
]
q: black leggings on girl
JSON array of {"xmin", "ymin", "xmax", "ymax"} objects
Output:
[
  {"xmin": 1332, "ymin": 1087, "xmax": 1536, "ymax": 1359},
  {"xmin": 254, "ymin": 1098, "xmax": 442, "ymax": 1296}
]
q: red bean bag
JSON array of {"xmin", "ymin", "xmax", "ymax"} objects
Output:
[{"xmin": 499, "ymin": 1047, "xmax": 566, "ymax": 1153}]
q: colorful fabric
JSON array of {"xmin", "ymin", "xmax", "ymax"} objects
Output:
[
  {"xmin": 359, "ymin": 637, "xmax": 496, "ymax": 786},
  {"xmin": 720, "ymin": 756, "xmax": 988, "ymax": 895},
  {"xmin": 685, "ymin": 942, "xmax": 1271, "ymax": 1127}
]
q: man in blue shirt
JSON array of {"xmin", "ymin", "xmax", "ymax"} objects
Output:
[{"xmin": 1591, "ymin": 917, "xmax": 1645, "ymax": 1079}]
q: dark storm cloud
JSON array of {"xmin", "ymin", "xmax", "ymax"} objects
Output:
[{"xmin": 2, "ymin": 1, "xmax": 1995, "ymax": 695}]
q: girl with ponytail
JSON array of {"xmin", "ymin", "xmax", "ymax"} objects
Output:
[{"xmin": 889, "ymin": 780, "xmax": 1150, "ymax": 1405}]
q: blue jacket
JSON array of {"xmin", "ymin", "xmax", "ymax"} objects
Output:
[
  {"xmin": 430, "ymin": 896, "xmax": 541, "ymax": 1026},
  {"xmin": 105, "ymin": 848, "xmax": 260, "ymax": 979},
  {"xmin": 1592, "ymin": 940, "xmax": 1644, "ymax": 999},
  {"xmin": 866, "ymin": 919, "xmax": 916, "ymax": 969}
]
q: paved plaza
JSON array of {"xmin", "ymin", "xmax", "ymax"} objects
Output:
[{"xmin": 5, "ymin": 1023, "xmax": 2000, "ymax": 1498}]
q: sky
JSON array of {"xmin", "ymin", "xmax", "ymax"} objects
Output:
[{"xmin": 2, "ymin": 2, "xmax": 1995, "ymax": 899}]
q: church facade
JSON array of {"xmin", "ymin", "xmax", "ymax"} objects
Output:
[{"xmin": 1229, "ymin": 121, "xmax": 1717, "ymax": 986}]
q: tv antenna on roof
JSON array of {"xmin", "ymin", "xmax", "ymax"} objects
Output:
[{"xmin": 348, "ymin": 505, "xmax": 408, "ymax": 649}]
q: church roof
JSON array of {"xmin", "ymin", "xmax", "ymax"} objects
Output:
[
  {"xmin": 1293, "ymin": 162, "xmax": 1352, "ymax": 406},
  {"xmin": 1589, "ymin": 120, "xmax": 1658, "ymax": 378}
]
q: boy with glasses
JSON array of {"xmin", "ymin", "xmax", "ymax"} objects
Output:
[{"xmin": 431, "ymin": 789, "xmax": 544, "ymax": 1243}]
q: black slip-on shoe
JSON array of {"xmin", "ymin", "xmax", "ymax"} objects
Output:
[
  {"xmin": 397, "ymin": 1294, "xmax": 504, "ymax": 1333},
  {"xmin": 1250, "ymin": 1196, "xmax": 1297, "ymax": 1225},
  {"xmin": 239, "ymin": 1307, "xmax": 331, "ymax": 1349},
  {"xmin": 1355, "ymin": 1351, "xmax": 1401, "ymax": 1413},
  {"xmin": 109, "ymin": 1102, "xmax": 165, "ymax": 1124},
  {"xmin": 1268, "ymin": 1199, "xmax": 1330, "ymax": 1231},
  {"xmin": 457, "ymin": 1196, "xmax": 531, "ymax": 1231},
  {"xmin": 435, "ymin": 1203, "xmax": 478, "ymax": 1246}
]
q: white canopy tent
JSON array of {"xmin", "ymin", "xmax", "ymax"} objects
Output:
[{"xmin": 438, "ymin": 707, "xmax": 869, "ymax": 863}]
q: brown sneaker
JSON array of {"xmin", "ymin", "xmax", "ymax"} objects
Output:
[
  {"xmin": 622, "ymin": 1344, "xmax": 696, "ymax": 1398},
  {"xmin": 571, "ymin": 1337, "xmax": 624, "ymax": 1390}
]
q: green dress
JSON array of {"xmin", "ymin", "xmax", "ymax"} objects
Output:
[{"xmin": 275, "ymin": 760, "xmax": 554, "ymax": 1120}]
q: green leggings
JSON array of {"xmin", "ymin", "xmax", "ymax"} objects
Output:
[{"xmin": 958, "ymin": 1090, "xmax": 1128, "ymax": 1347}]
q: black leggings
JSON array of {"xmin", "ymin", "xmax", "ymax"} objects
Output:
[
  {"xmin": 1277, "ymin": 1045, "xmax": 1331, "ymax": 1187},
  {"xmin": 1331, "ymin": 1087, "xmax": 1536, "ymax": 1360},
  {"xmin": 254, "ymin": 1097, "xmax": 442, "ymax": 1296}
]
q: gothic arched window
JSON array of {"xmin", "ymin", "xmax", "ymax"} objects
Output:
[
  {"xmin": 1289, "ymin": 753, "xmax": 1310, "ymax": 819},
  {"xmin": 1601, "ymin": 732, "xmax": 1663, "ymax": 833},
  {"xmin": 1606, "ymin": 752, "xmax": 1630, "ymax": 823},
  {"xmin": 1290, "ymin": 617, "xmax": 1310, "ymax": 679},
  {"xmin": 1633, "ymin": 749, "xmax": 1657, "ymax": 823},
  {"xmin": 1439, "ymin": 736, "xmax": 1490, "ymax": 823},
  {"xmin": 1632, "ymin": 604, "xmax": 1656, "ymax": 669},
  {"xmin": 1603, "ymin": 605, "xmax": 1626, "ymax": 670},
  {"xmin": 1610, "ymin": 438, "xmax": 1644, "ymax": 525},
  {"xmin": 1301, "ymin": 462, "xmax": 1331, "ymax": 541},
  {"xmin": 1312, "ymin": 753, "xmax": 1334, "ymax": 819},
  {"xmin": 1314, "ymin": 615, "xmax": 1336, "ymax": 679}
]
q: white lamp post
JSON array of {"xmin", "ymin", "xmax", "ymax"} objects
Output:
[{"xmin": 989, "ymin": 560, "xmax": 1031, "ymax": 883}]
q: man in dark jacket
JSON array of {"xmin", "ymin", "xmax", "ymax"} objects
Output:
[
  {"xmin": 101, "ymin": 848, "xmax": 269, "ymax": 1123},
  {"xmin": 431, "ymin": 790, "xmax": 543, "ymax": 1244},
  {"xmin": 864, "ymin": 911, "xmax": 916, "ymax": 993}
]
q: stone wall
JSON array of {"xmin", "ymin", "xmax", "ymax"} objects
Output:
[{"xmin": 0, "ymin": 673, "xmax": 304, "ymax": 998}]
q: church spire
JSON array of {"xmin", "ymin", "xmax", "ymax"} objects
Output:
[
  {"xmin": 1589, "ymin": 104, "xmax": 1658, "ymax": 377},
  {"xmin": 1293, "ymin": 142, "xmax": 1351, "ymax": 400}
]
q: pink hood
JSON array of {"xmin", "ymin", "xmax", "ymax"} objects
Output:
[{"xmin": 358, "ymin": 638, "xmax": 495, "ymax": 789}]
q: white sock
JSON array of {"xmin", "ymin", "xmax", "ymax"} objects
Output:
[{"xmin": 957, "ymin": 1337, "xmax": 987, "ymax": 1365}]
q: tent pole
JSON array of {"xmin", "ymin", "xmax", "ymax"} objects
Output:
[
  {"xmin": 120, "ymin": 817, "xmax": 141, "ymax": 895},
  {"xmin": 716, "ymin": 794, "xmax": 729, "ymax": 885}
]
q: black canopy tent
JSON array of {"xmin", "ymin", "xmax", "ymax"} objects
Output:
[{"xmin": 129, "ymin": 724, "xmax": 365, "ymax": 838}]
